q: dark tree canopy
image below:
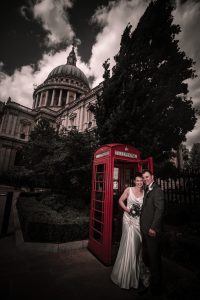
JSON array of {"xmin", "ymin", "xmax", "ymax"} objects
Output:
[
  {"xmin": 94, "ymin": 0, "xmax": 197, "ymax": 162},
  {"xmin": 21, "ymin": 118, "xmax": 58, "ymax": 168},
  {"xmin": 17, "ymin": 119, "xmax": 97, "ymax": 198}
]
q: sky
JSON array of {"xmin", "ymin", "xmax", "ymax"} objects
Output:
[{"xmin": 0, "ymin": 0, "xmax": 200, "ymax": 148}]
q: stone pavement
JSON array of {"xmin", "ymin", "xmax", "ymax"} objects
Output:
[
  {"xmin": 0, "ymin": 186, "xmax": 200, "ymax": 300},
  {"xmin": 0, "ymin": 235, "xmax": 200, "ymax": 300}
]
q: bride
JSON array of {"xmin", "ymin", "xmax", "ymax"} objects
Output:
[{"xmin": 110, "ymin": 172, "xmax": 149, "ymax": 289}]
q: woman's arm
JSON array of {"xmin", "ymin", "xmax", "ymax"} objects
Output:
[{"xmin": 118, "ymin": 188, "xmax": 130, "ymax": 213}]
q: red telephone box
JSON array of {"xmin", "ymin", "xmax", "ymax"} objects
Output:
[{"xmin": 88, "ymin": 143, "xmax": 153, "ymax": 265}]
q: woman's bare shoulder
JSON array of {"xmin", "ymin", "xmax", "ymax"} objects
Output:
[{"xmin": 124, "ymin": 187, "xmax": 131, "ymax": 195}]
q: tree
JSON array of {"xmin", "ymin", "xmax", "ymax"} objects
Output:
[
  {"xmin": 17, "ymin": 118, "xmax": 59, "ymax": 187},
  {"xmin": 189, "ymin": 143, "xmax": 200, "ymax": 170},
  {"xmin": 21, "ymin": 119, "xmax": 58, "ymax": 168},
  {"xmin": 48, "ymin": 129, "xmax": 97, "ymax": 200},
  {"xmin": 17, "ymin": 119, "xmax": 97, "ymax": 199},
  {"xmin": 94, "ymin": 0, "xmax": 197, "ymax": 162}
]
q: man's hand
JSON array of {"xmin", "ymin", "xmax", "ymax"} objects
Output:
[{"xmin": 148, "ymin": 228, "xmax": 156, "ymax": 237}]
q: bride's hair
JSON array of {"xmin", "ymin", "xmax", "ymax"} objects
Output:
[
  {"xmin": 133, "ymin": 172, "xmax": 142, "ymax": 180},
  {"xmin": 132, "ymin": 172, "xmax": 143, "ymax": 187}
]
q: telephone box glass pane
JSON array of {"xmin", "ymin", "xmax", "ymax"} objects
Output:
[
  {"xmin": 93, "ymin": 230, "xmax": 102, "ymax": 242},
  {"xmin": 95, "ymin": 201, "xmax": 103, "ymax": 211},
  {"xmin": 96, "ymin": 173, "xmax": 103, "ymax": 181},
  {"xmin": 113, "ymin": 167, "xmax": 119, "ymax": 191},
  {"xmin": 94, "ymin": 210, "xmax": 103, "ymax": 221},
  {"xmin": 96, "ymin": 191, "xmax": 104, "ymax": 201},
  {"xmin": 97, "ymin": 164, "xmax": 104, "ymax": 172},
  {"xmin": 91, "ymin": 163, "xmax": 105, "ymax": 243},
  {"xmin": 94, "ymin": 220, "xmax": 102, "ymax": 232},
  {"xmin": 96, "ymin": 181, "xmax": 104, "ymax": 191}
]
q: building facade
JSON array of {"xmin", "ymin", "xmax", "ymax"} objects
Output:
[{"xmin": 0, "ymin": 47, "xmax": 101, "ymax": 173}]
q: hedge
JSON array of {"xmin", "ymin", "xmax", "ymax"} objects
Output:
[{"xmin": 17, "ymin": 193, "xmax": 89, "ymax": 243}]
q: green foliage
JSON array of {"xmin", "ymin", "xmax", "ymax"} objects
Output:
[
  {"xmin": 21, "ymin": 118, "xmax": 58, "ymax": 168},
  {"xmin": 94, "ymin": 0, "xmax": 197, "ymax": 162},
  {"xmin": 46, "ymin": 129, "xmax": 97, "ymax": 199},
  {"xmin": 14, "ymin": 119, "xmax": 97, "ymax": 197},
  {"xmin": 17, "ymin": 195, "xmax": 89, "ymax": 243}
]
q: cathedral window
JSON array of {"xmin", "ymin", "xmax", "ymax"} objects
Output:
[{"xmin": 19, "ymin": 119, "xmax": 31, "ymax": 140}]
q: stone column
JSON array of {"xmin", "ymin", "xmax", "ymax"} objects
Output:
[
  {"xmin": 1, "ymin": 112, "xmax": 9, "ymax": 133},
  {"xmin": 81, "ymin": 105, "xmax": 86, "ymax": 131},
  {"xmin": 44, "ymin": 90, "xmax": 49, "ymax": 106},
  {"xmin": 77, "ymin": 107, "xmax": 81, "ymax": 130},
  {"xmin": 11, "ymin": 115, "xmax": 18, "ymax": 136},
  {"xmin": 36, "ymin": 94, "xmax": 39, "ymax": 108},
  {"xmin": 0, "ymin": 114, "xmax": 5, "ymax": 133},
  {"xmin": 66, "ymin": 90, "xmax": 69, "ymax": 105},
  {"xmin": 34, "ymin": 94, "xmax": 37, "ymax": 108},
  {"xmin": 58, "ymin": 89, "xmax": 63, "ymax": 106},
  {"xmin": 0, "ymin": 147, "xmax": 6, "ymax": 172},
  {"xmin": 36, "ymin": 93, "xmax": 39, "ymax": 107},
  {"xmin": 79, "ymin": 105, "xmax": 82, "ymax": 131},
  {"xmin": 51, "ymin": 89, "xmax": 55, "ymax": 106},
  {"xmin": 6, "ymin": 114, "xmax": 13, "ymax": 135},
  {"xmin": 36, "ymin": 93, "xmax": 40, "ymax": 107},
  {"xmin": 33, "ymin": 95, "xmax": 36, "ymax": 108},
  {"xmin": 38, "ymin": 93, "xmax": 42, "ymax": 107}
]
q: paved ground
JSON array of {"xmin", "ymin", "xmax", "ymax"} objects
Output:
[
  {"xmin": 0, "ymin": 185, "xmax": 200, "ymax": 300},
  {"xmin": 0, "ymin": 235, "xmax": 200, "ymax": 300}
]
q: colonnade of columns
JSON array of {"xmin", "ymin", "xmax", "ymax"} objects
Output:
[{"xmin": 33, "ymin": 88, "xmax": 77, "ymax": 109}]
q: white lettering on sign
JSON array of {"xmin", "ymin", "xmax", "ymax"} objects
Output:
[
  {"xmin": 114, "ymin": 150, "xmax": 137, "ymax": 159},
  {"xmin": 96, "ymin": 151, "xmax": 109, "ymax": 158}
]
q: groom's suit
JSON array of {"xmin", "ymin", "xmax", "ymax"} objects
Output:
[
  {"xmin": 140, "ymin": 182, "xmax": 164, "ymax": 234},
  {"xmin": 140, "ymin": 182, "xmax": 164, "ymax": 290}
]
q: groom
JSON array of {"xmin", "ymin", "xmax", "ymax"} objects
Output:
[{"xmin": 140, "ymin": 169, "xmax": 164, "ymax": 296}]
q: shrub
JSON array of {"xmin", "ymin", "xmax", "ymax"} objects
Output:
[{"xmin": 17, "ymin": 193, "xmax": 89, "ymax": 243}]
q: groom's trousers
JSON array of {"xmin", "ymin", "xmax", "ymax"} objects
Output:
[{"xmin": 142, "ymin": 234, "xmax": 162, "ymax": 288}]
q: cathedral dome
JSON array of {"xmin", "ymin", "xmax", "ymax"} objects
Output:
[
  {"xmin": 33, "ymin": 46, "xmax": 90, "ymax": 111},
  {"xmin": 46, "ymin": 46, "xmax": 89, "ymax": 87},
  {"xmin": 47, "ymin": 64, "xmax": 89, "ymax": 87}
]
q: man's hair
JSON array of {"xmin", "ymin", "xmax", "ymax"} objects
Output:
[{"xmin": 142, "ymin": 169, "xmax": 153, "ymax": 176}]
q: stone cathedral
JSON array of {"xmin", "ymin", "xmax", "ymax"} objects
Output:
[{"xmin": 0, "ymin": 46, "xmax": 101, "ymax": 173}]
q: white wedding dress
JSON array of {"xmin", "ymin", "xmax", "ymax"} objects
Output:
[{"xmin": 110, "ymin": 187, "xmax": 149, "ymax": 289}]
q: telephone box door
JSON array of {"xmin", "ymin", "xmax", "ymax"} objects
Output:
[{"xmin": 88, "ymin": 144, "xmax": 153, "ymax": 265}]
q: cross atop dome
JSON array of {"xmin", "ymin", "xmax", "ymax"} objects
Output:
[{"xmin": 67, "ymin": 42, "xmax": 77, "ymax": 66}]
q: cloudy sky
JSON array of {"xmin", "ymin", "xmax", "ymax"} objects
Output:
[{"xmin": 0, "ymin": 0, "xmax": 200, "ymax": 147}]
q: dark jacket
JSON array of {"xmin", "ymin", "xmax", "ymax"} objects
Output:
[{"xmin": 140, "ymin": 183, "xmax": 164, "ymax": 235}]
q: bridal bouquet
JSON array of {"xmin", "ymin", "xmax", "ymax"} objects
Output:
[{"xmin": 129, "ymin": 203, "xmax": 142, "ymax": 218}]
